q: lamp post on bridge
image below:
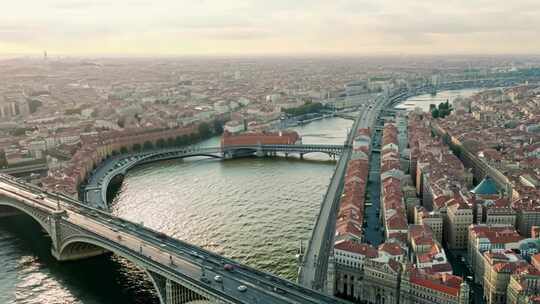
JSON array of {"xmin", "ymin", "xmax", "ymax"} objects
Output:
[{"xmin": 54, "ymin": 184, "xmax": 62, "ymax": 211}]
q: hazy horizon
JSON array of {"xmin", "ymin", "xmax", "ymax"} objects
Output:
[{"xmin": 1, "ymin": 0, "xmax": 540, "ymax": 56}]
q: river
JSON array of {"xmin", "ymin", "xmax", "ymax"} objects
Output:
[{"xmin": 395, "ymin": 88, "xmax": 481, "ymax": 112}]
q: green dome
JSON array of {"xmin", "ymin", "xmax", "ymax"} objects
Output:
[{"xmin": 471, "ymin": 177, "xmax": 498, "ymax": 195}]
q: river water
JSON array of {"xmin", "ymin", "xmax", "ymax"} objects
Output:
[
  {"xmin": 395, "ymin": 88, "xmax": 481, "ymax": 112},
  {"xmin": 0, "ymin": 88, "xmax": 483, "ymax": 304}
]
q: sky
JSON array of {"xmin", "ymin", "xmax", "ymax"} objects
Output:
[{"xmin": 1, "ymin": 0, "xmax": 540, "ymax": 56}]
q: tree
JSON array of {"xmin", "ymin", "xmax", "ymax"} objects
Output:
[
  {"xmin": 431, "ymin": 108, "xmax": 440, "ymax": 118},
  {"xmin": 181, "ymin": 135, "xmax": 190, "ymax": 145},
  {"xmin": 120, "ymin": 146, "xmax": 128, "ymax": 154},
  {"xmin": 189, "ymin": 133, "xmax": 199, "ymax": 143},
  {"xmin": 156, "ymin": 138, "xmax": 166, "ymax": 148},
  {"xmin": 167, "ymin": 137, "xmax": 175, "ymax": 147},
  {"xmin": 431, "ymin": 101, "xmax": 453, "ymax": 119},
  {"xmin": 117, "ymin": 117, "xmax": 126, "ymax": 128},
  {"xmin": 132, "ymin": 143, "xmax": 142, "ymax": 151},
  {"xmin": 143, "ymin": 141, "xmax": 154, "ymax": 150},
  {"xmin": 175, "ymin": 136, "xmax": 184, "ymax": 147},
  {"xmin": 198, "ymin": 122, "xmax": 212, "ymax": 139},
  {"xmin": 0, "ymin": 149, "xmax": 7, "ymax": 168},
  {"xmin": 213, "ymin": 120, "xmax": 224, "ymax": 135},
  {"xmin": 28, "ymin": 99, "xmax": 42, "ymax": 113},
  {"xmin": 282, "ymin": 102, "xmax": 326, "ymax": 117},
  {"xmin": 64, "ymin": 108, "xmax": 81, "ymax": 115},
  {"xmin": 12, "ymin": 128, "xmax": 27, "ymax": 136}
]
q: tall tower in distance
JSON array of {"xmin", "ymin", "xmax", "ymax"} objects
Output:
[{"xmin": 44, "ymin": 50, "xmax": 47, "ymax": 60}]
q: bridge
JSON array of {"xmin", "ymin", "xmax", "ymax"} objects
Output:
[
  {"xmin": 0, "ymin": 162, "xmax": 48, "ymax": 176},
  {"xmin": 83, "ymin": 144, "xmax": 346, "ymax": 210},
  {"xmin": 0, "ymin": 174, "xmax": 348, "ymax": 304},
  {"xmin": 222, "ymin": 144, "xmax": 344, "ymax": 159}
]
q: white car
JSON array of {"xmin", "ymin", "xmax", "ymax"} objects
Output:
[{"xmin": 237, "ymin": 285, "xmax": 247, "ymax": 292}]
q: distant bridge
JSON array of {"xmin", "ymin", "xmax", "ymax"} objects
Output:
[
  {"xmin": 83, "ymin": 144, "xmax": 346, "ymax": 210},
  {"xmin": 0, "ymin": 174, "xmax": 347, "ymax": 304},
  {"xmin": 222, "ymin": 144, "xmax": 345, "ymax": 159},
  {"xmin": 0, "ymin": 162, "xmax": 48, "ymax": 176}
]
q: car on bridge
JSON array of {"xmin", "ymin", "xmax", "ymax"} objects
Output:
[{"xmin": 237, "ymin": 285, "xmax": 247, "ymax": 292}]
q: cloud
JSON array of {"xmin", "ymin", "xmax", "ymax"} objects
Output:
[{"xmin": 0, "ymin": 0, "xmax": 539, "ymax": 55}]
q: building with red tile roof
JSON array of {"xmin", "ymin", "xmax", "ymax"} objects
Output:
[
  {"xmin": 220, "ymin": 130, "xmax": 301, "ymax": 146},
  {"xmin": 483, "ymin": 250, "xmax": 529, "ymax": 304},
  {"xmin": 400, "ymin": 268, "xmax": 468, "ymax": 304},
  {"xmin": 468, "ymin": 224, "xmax": 522, "ymax": 285}
]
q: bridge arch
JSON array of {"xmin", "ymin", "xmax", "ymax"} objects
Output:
[
  {"xmin": 59, "ymin": 235, "xmax": 170, "ymax": 303},
  {"xmin": 139, "ymin": 153, "xmax": 223, "ymax": 164},
  {"xmin": 58, "ymin": 234, "xmax": 209, "ymax": 304},
  {"xmin": 97, "ymin": 152, "xmax": 223, "ymax": 207},
  {"xmin": 293, "ymin": 150, "xmax": 338, "ymax": 158},
  {"xmin": 0, "ymin": 199, "xmax": 51, "ymax": 235}
]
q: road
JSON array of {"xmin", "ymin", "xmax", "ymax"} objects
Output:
[{"xmin": 298, "ymin": 94, "xmax": 386, "ymax": 291}]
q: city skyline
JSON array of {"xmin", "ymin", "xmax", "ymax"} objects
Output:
[{"xmin": 2, "ymin": 0, "xmax": 540, "ymax": 56}]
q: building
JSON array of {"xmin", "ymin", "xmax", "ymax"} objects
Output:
[
  {"xmin": 514, "ymin": 200, "xmax": 540, "ymax": 238},
  {"xmin": 445, "ymin": 196, "xmax": 473, "ymax": 249},
  {"xmin": 468, "ymin": 225, "xmax": 522, "ymax": 284},
  {"xmin": 400, "ymin": 268, "xmax": 469, "ymax": 304},
  {"xmin": 360, "ymin": 259, "xmax": 402, "ymax": 304},
  {"xmin": 223, "ymin": 120, "xmax": 245, "ymax": 134},
  {"xmin": 471, "ymin": 176, "xmax": 500, "ymax": 198},
  {"xmin": 483, "ymin": 251, "xmax": 528, "ymax": 304},
  {"xmin": 507, "ymin": 267, "xmax": 540, "ymax": 304},
  {"xmin": 334, "ymin": 241, "xmax": 377, "ymax": 299},
  {"xmin": 415, "ymin": 206, "xmax": 444, "ymax": 243},
  {"xmin": 220, "ymin": 130, "xmax": 301, "ymax": 147}
]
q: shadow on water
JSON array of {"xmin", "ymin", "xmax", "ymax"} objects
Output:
[{"xmin": 0, "ymin": 213, "xmax": 159, "ymax": 304}]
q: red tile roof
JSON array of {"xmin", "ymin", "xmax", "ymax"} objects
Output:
[
  {"xmin": 379, "ymin": 242, "xmax": 406, "ymax": 256},
  {"xmin": 335, "ymin": 241, "xmax": 378, "ymax": 258},
  {"xmin": 409, "ymin": 269, "xmax": 462, "ymax": 296},
  {"xmin": 221, "ymin": 131, "xmax": 300, "ymax": 146}
]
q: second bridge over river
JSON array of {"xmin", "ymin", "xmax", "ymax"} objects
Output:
[{"xmin": 83, "ymin": 143, "xmax": 347, "ymax": 210}]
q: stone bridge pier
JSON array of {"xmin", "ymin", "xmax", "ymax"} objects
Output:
[{"xmin": 148, "ymin": 272, "xmax": 221, "ymax": 304}]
